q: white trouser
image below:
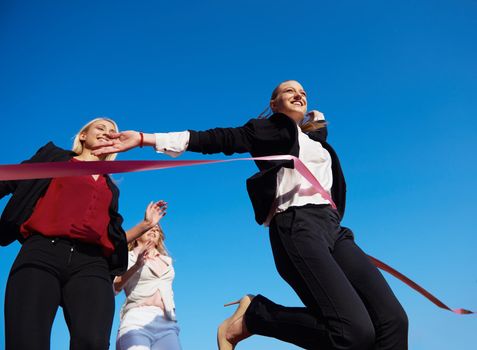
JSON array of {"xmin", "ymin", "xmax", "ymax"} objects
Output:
[{"xmin": 116, "ymin": 306, "xmax": 181, "ymax": 350}]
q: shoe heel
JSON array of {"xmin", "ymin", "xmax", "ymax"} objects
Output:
[{"xmin": 224, "ymin": 299, "xmax": 241, "ymax": 307}]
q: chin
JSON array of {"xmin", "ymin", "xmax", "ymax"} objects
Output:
[{"xmin": 287, "ymin": 110, "xmax": 305, "ymax": 121}]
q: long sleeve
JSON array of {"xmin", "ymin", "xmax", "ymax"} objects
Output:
[
  {"xmin": 154, "ymin": 131, "xmax": 191, "ymax": 158},
  {"xmin": 187, "ymin": 120, "xmax": 256, "ymax": 155}
]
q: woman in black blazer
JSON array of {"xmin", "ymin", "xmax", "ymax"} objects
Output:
[
  {"xmin": 0, "ymin": 118, "xmax": 166, "ymax": 350},
  {"xmin": 94, "ymin": 81, "xmax": 408, "ymax": 350}
]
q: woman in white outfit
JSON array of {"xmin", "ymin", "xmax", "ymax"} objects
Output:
[{"xmin": 114, "ymin": 223, "xmax": 181, "ymax": 350}]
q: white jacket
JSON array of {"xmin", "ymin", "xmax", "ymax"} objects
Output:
[{"xmin": 120, "ymin": 251, "xmax": 177, "ymax": 321}]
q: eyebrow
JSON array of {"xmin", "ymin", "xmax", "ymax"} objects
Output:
[
  {"xmin": 282, "ymin": 86, "xmax": 307, "ymax": 95},
  {"xmin": 96, "ymin": 123, "xmax": 116, "ymax": 132}
]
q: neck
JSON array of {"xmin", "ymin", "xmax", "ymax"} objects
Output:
[{"xmin": 75, "ymin": 149, "xmax": 105, "ymax": 161}]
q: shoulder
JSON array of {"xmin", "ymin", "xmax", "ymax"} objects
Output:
[
  {"xmin": 160, "ymin": 254, "xmax": 173, "ymax": 265},
  {"xmin": 245, "ymin": 113, "xmax": 296, "ymax": 136},
  {"xmin": 28, "ymin": 142, "xmax": 76, "ymax": 163}
]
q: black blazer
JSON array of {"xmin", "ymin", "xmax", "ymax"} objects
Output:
[
  {"xmin": 0, "ymin": 142, "xmax": 128, "ymax": 276},
  {"xmin": 187, "ymin": 113, "xmax": 346, "ymax": 224}
]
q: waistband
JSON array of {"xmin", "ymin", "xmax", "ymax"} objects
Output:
[
  {"xmin": 27, "ymin": 234, "xmax": 104, "ymax": 256},
  {"xmin": 273, "ymin": 203, "xmax": 341, "ymax": 222}
]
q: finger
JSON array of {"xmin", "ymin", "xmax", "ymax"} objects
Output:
[
  {"xmin": 91, "ymin": 146, "xmax": 120, "ymax": 156},
  {"xmin": 152, "ymin": 201, "xmax": 164, "ymax": 209},
  {"xmin": 311, "ymin": 110, "xmax": 325, "ymax": 121},
  {"xmin": 108, "ymin": 132, "xmax": 122, "ymax": 139},
  {"xmin": 97, "ymin": 139, "xmax": 114, "ymax": 147}
]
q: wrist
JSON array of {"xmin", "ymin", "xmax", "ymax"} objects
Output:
[
  {"xmin": 141, "ymin": 219, "xmax": 155, "ymax": 231},
  {"xmin": 139, "ymin": 132, "xmax": 144, "ymax": 148},
  {"xmin": 142, "ymin": 133, "xmax": 156, "ymax": 147}
]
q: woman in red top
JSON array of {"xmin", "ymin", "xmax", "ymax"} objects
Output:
[{"xmin": 0, "ymin": 118, "xmax": 167, "ymax": 350}]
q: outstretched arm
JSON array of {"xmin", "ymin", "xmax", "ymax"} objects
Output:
[
  {"xmin": 125, "ymin": 200, "xmax": 167, "ymax": 243},
  {"xmin": 92, "ymin": 120, "xmax": 256, "ymax": 158}
]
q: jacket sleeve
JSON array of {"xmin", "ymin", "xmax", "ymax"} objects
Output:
[
  {"xmin": 0, "ymin": 181, "xmax": 17, "ymax": 200},
  {"xmin": 0, "ymin": 142, "xmax": 56, "ymax": 199},
  {"xmin": 187, "ymin": 119, "xmax": 256, "ymax": 155}
]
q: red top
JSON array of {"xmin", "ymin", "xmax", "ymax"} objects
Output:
[{"xmin": 20, "ymin": 158, "xmax": 115, "ymax": 256}]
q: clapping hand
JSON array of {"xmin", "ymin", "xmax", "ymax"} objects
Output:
[{"xmin": 144, "ymin": 200, "xmax": 167, "ymax": 229}]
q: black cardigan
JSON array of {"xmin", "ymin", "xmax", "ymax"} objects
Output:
[
  {"xmin": 0, "ymin": 142, "xmax": 128, "ymax": 276},
  {"xmin": 187, "ymin": 113, "xmax": 347, "ymax": 224}
]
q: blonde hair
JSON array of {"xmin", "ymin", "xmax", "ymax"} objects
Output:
[
  {"xmin": 72, "ymin": 117, "xmax": 119, "ymax": 161},
  {"xmin": 258, "ymin": 80, "xmax": 327, "ymax": 132},
  {"xmin": 128, "ymin": 225, "xmax": 169, "ymax": 256}
]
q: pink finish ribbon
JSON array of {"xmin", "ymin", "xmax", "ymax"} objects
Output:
[
  {"xmin": 0, "ymin": 155, "xmax": 473, "ymax": 314},
  {"xmin": 0, "ymin": 155, "xmax": 337, "ymax": 208},
  {"xmin": 368, "ymin": 256, "xmax": 473, "ymax": 315}
]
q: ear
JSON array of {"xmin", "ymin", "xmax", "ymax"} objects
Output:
[
  {"xmin": 270, "ymin": 99, "xmax": 276, "ymax": 112},
  {"xmin": 79, "ymin": 132, "xmax": 87, "ymax": 141}
]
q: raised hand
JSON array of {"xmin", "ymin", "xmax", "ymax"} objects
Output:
[
  {"xmin": 135, "ymin": 240, "xmax": 154, "ymax": 267},
  {"xmin": 306, "ymin": 110, "xmax": 325, "ymax": 122},
  {"xmin": 144, "ymin": 200, "xmax": 167, "ymax": 228}
]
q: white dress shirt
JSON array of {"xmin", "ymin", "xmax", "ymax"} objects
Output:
[{"xmin": 264, "ymin": 126, "xmax": 333, "ymax": 225}]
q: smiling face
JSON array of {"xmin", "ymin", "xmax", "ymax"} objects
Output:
[
  {"xmin": 78, "ymin": 120, "xmax": 117, "ymax": 153},
  {"xmin": 270, "ymin": 80, "xmax": 308, "ymax": 123}
]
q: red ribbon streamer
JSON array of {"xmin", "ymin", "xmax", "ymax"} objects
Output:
[{"xmin": 0, "ymin": 155, "xmax": 473, "ymax": 315}]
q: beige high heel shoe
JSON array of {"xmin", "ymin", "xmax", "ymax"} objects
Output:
[{"xmin": 217, "ymin": 294, "xmax": 255, "ymax": 350}]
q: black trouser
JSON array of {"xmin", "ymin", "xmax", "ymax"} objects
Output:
[
  {"xmin": 4, "ymin": 234, "xmax": 115, "ymax": 350},
  {"xmin": 244, "ymin": 205, "xmax": 408, "ymax": 350}
]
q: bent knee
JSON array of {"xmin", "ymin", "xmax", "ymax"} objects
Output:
[
  {"xmin": 350, "ymin": 323, "xmax": 375, "ymax": 350},
  {"xmin": 386, "ymin": 307, "xmax": 409, "ymax": 336}
]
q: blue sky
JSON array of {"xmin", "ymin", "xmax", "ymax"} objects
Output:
[{"xmin": 1, "ymin": 0, "xmax": 476, "ymax": 349}]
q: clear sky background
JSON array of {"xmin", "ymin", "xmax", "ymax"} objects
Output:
[{"xmin": 0, "ymin": 0, "xmax": 476, "ymax": 349}]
